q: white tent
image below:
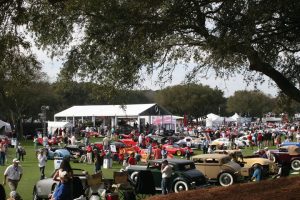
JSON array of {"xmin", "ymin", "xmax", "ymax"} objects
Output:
[
  {"xmin": 206, "ymin": 113, "xmax": 224, "ymax": 128},
  {"xmin": 47, "ymin": 121, "xmax": 73, "ymax": 135},
  {"xmin": 0, "ymin": 120, "xmax": 12, "ymax": 133},
  {"xmin": 231, "ymin": 113, "xmax": 240, "ymax": 121}
]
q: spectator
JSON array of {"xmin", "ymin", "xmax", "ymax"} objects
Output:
[
  {"xmin": 0, "ymin": 140, "xmax": 6, "ymax": 166},
  {"xmin": 185, "ymin": 149, "xmax": 191, "ymax": 160},
  {"xmin": 161, "ymin": 147, "xmax": 168, "ymax": 159},
  {"xmin": 94, "ymin": 153, "xmax": 103, "ymax": 174},
  {"xmin": 50, "ymin": 171, "xmax": 72, "ymax": 200},
  {"xmin": 37, "ymin": 149, "xmax": 47, "ymax": 180},
  {"xmin": 103, "ymin": 136, "xmax": 110, "ymax": 150},
  {"xmin": 161, "ymin": 160, "xmax": 172, "ymax": 195},
  {"xmin": 33, "ymin": 136, "xmax": 38, "ymax": 150},
  {"xmin": 17, "ymin": 144, "xmax": 25, "ymax": 161},
  {"xmin": 251, "ymin": 164, "xmax": 262, "ymax": 182},
  {"xmin": 128, "ymin": 152, "xmax": 137, "ymax": 166},
  {"xmin": 86, "ymin": 144, "xmax": 93, "ymax": 164},
  {"xmin": 42, "ymin": 135, "xmax": 48, "ymax": 147},
  {"xmin": 146, "ymin": 143, "xmax": 152, "ymax": 161},
  {"xmin": 153, "ymin": 145, "xmax": 162, "ymax": 160},
  {"xmin": 3, "ymin": 158, "xmax": 23, "ymax": 191},
  {"xmin": 202, "ymin": 138, "xmax": 209, "ymax": 154}
]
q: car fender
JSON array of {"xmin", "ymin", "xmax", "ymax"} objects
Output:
[
  {"xmin": 172, "ymin": 177, "xmax": 191, "ymax": 188},
  {"xmin": 290, "ymin": 157, "xmax": 300, "ymax": 162}
]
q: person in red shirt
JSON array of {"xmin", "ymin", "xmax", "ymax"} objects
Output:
[
  {"xmin": 257, "ymin": 132, "xmax": 263, "ymax": 149},
  {"xmin": 247, "ymin": 133, "xmax": 253, "ymax": 150},
  {"xmin": 128, "ymin": 152, "xmax": 136, "ymax": 166},
  {"xmin": 153, "ymin": 146, "xmax": 162, "ymax": 160}
]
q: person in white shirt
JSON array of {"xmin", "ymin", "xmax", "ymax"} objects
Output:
[
  {"xmin": 3, "ymin": 158, "xmax": 23, "ymax": 191},
  {"xmin": 38, "ymin": 149, "xmax": 47, "ymax": 180},
  {"xmin": 103, "ymin": 136, "xmax": 110, "ymax": 150},
  {"xmin": 161, "ymin": 160, "xmax": 172, "ymax": 195}
]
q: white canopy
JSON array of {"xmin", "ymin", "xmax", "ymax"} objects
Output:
[
  {"xmin": 47, "ymin": 121, "xmax": 73, "ymax": 135},
  {"xmin": 0, "ymin": 120, "xmax": 12, "ymax": 132},
  {"xmin": 231, "ymin": 113, "xmax": 240, "ymax": 120},
  {"xmin": 54, "ymin": 103, "xmax": 171, "ymax": 118}
]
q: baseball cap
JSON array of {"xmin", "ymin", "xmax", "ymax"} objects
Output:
[{"xmin": 12, "ymin": 158, "xmax": 20, "ymax": 163}]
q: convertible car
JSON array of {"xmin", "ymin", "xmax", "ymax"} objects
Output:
[
  {"xmin": 270, "ymin": 145, "xmax": 300, "ymax": 171},
  {"xmin": 125, "ymin": 159, "xmax": 207, "ymax": 193},
  {"xmin": 214, "ymin": 149, "xmax": 278, "ymax": 177},
  {"xmin": 33, "ymin": 168, "xmax": 87, "ymax": 200}
]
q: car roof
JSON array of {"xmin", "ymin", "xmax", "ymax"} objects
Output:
[
  {"xmin": 150, "ymin": 159, "xmax": 194, "ymax": 164},
  {"xmin": 192, "ymin": 154, "xmax": 230, "ymax": 159}
]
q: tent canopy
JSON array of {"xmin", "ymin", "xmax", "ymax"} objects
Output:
[
  {"xmin": 47, "ymin": 121, "xmax": 73, "ymax": 134},
  {"xmin": 54, "ymin": 103, "xmax": 172, "ymax": 118},
  {"xmin": 0, "ymin": 120, "xmax": 12, "ymax": 132}
]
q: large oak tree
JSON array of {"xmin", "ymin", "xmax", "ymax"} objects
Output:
[{"xmin": 2, "ymin": 1, "xmax": 300, "ymax": 101}]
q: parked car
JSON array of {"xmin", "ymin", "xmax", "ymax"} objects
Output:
[
  {"xmin": 210, "ymin": 138, "xmax": 245, "ymax": 148},
  {"xmin": 33, "ymin": 168, "xmax": 87, "ymax": 200},
  {"xmin": 214, "ymin": 149, "xmax": 278, "ymax": 177},
  {"xmin": 46, "ymin": 148, "xmax": 71, "ymax": 160},
  {"xmin": 37, "ymin": 137, "xmax": 59, "ymax": 146},
  {"xmin": 270, "ymin": 145, "xmax": 300, "ymax": 171},
  {"xmin": 126, "ymin": 159, "xmax": 207, "ymax": 193},
  {"xmin": 162, "ymin": 144, "xmax": 193, "ymax": 156},
  {"xmin": 192, "ymin": 154, "xmax": 242, "ymax": 186},
  {"xmin": 280, "ymin": 142, "xmax": 300, "ymax": 148},
  {"xmin": 235, "ymin": 136, "xmax": 249, "ymax": 146}
]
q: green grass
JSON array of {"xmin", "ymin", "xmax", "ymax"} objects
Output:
[
  {"xmin": 0, "ymin": 139, "xmax": 120, "ymax": 200},
  {"xmin": 0, "ymin": 138, "xmax": 295, "ymax": 199}
]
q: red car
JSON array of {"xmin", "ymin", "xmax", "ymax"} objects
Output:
[
  {"xmin": 270, "ymin": 145, "xmax": 300, "ymax": 171},
  {"xmin": 37, "ymin": 137, "xmax": 59, "ymax": 146},
  {"xmin": 119, "ymin": 139, "xmax": 137, "ymax": 147},
  {"xmin": 162, "ymin": 144, "xmax": 193, "ymax": 156}
]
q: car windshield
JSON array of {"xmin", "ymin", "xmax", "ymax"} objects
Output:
[
  {"xmin": 177, "ymin": 163, "xmax": 195, "ymax": 171},
  {"xmin": 173, "ymin": 144, "xmax": 180, "ymax": 148}
]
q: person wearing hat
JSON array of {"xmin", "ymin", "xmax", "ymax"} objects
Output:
[
  {"xmin": 50, "ymin": 171, "xmax": 72, "ymax": 200},
  {"xmin": 161, "ymin": 160, "xmax": 172, "ymax": 195},
  {"xmin": 3, "ymin": 158, "xmax": 23, "ymax": 191}
]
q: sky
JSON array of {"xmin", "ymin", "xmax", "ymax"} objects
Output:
[{"xmin": 37, "ymin": 49, "xmax": 279, "ymax": 98}]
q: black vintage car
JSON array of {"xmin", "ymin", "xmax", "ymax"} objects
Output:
[{"xmin": 126, "ymin": 159, "xmax": 207, "ymax": 193}]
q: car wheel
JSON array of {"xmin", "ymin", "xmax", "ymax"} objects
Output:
[
  {"xmin": 173, "ymin": 180, "xmax": 189, "ymax": 193},
  {"xmin": 176, "ymin": 150, "xmax": 182, "ymax": 156},
  {"xmin": 130, "ymin": 172, "xmax": 139, "ymax": 184},
  {"xmin": 218, "ymin": 172, "xmax": 234, "ymax": 187},
  {"xmin": 291, "ymin": 160, "xmax": 300, "ymax": 171},
  {"xmin": 32, "ymin": 187, "xmax": 41, "ymax": 200}
]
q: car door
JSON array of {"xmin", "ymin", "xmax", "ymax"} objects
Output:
[
  {"xmin": 193, "ymin": 158, "xmax": 206, "ymax": 175},
  {"xmin": 204, "ymin": 158, "xmax": 221, "ymax": 179},
  {"xmin": 148, "ymin": 161, "xmax": 162, "ymax": 189}
]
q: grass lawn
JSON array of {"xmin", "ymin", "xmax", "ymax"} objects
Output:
[
  {"xmin": 0, "ymin": 138, "xmax": 120, "ymax": 200},
  {"xmin": 0, "ymin": 137, "xmax": 291, "ymax": 199}
]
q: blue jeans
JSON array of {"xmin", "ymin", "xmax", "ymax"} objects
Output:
[{"xmin": 161, "ymin": 177, "xmax": 171, "ymax": 195}]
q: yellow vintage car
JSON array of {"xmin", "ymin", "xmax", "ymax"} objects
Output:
[
  {"xmin": 192, "ymin": 154, "xmax": 243, "ymax": 187},
  {"xmin": 214, "ymin": 149, "xmax": 278, "ymax": 177}
]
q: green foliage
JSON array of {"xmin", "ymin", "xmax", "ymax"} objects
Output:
[
  {"xmin": 23, "ymin": 0, "xmax": 300, "ymax": 102},
  {"xmin": 226, "ymin": 90, "xmax": 275, "ymax": 117},
  {"xmin": 155, "ymin": 83, "xmax": 226, "ymax": 119}
]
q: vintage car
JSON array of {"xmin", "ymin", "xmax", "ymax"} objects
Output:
[
  {"xmin": 33, "ymin": 168, "xmax": 87, "ymax": 200},
  {"xmin": 46, "ymin": 148, "xmax": 71, "ymax": 160},
  {"xmin": 162, "ymin": 144, "xmax": 193, "ymax": 156},
  {"xmin": 125, "ymin": 159, "xmax": 207, "ymax": 193},
  {"xmin": 210, "ymin": 138, "xmax": 245, "ymax": 149},
  {"xmin": 176, "ymin": 136, "xmax": 204, "ymax": 148},
  {"xmin": 214, "ymin": 149, "xmax": 278, "ymax": 177},
  {"xmin": 119, "ymin": 139, "xmax": 137, "ymax": 147},
  {"xmin": 280, "ymin": 142, "xmax": 300, "ymax": 148},
  {"xmin": 235, "ymin": 136, "xmax": 249, "ymax": 146},
  {"xmin": 192, "ymin": 154, "xmax": 242, "ymax": 186},
  {"xmin": 270, "ymin": 145, "xmax": 300, "ymax": 171}
]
